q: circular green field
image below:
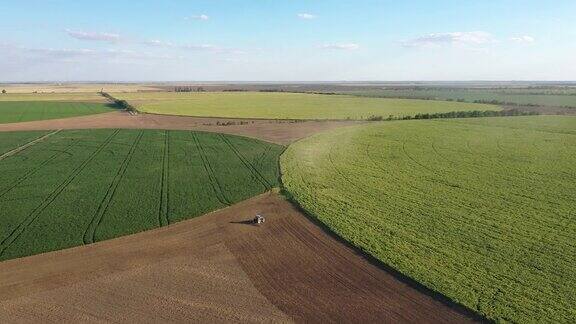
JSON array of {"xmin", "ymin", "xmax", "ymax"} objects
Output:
[
  {"xmin": 114, "ymin": 91, "xmax": 498, "ymax": 120},
  {"xmin": 281, "ymin": 116, "xmax": 576, "ymax": 323},
  {"xmin": 0, "ymin": 129, "xmax": 283, "ymax": 261}
]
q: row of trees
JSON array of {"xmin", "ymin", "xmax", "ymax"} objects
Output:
[
  {"xmin": 99, "ymin": 92, "xmax": 137, "ymax": 113},
  {"xmin": 174, "ymin": 86, "xmax": 205, "ymax": 92},
  {"xmin": 367, "ymin": 109, "xmax": 539, "ymax": 121}
]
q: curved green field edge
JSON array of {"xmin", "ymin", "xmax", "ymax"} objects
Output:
[
  {"xmin": 0, "ymin": 101, "xmax": 117, "ymax": 124},
  {"xmin": 113, "ymin": 92, "xmax": 498, "ymax": 120},
  {"xmin": 281, "ymin": 116, "xmax": 576, "ymax": 323},
  {"xmin": 0, "ymin": 129, "xmax": 283, "ymax": 261}
]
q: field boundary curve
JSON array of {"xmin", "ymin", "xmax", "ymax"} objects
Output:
[{"xmin": 277, "ymin": 184, "xmax": 487, "ymax": 323}]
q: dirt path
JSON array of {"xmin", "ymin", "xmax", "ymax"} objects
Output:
[
  {"xmin": 0, "ymin": 192, "xmax": 479, "ymax": 323},
  {"xmin": 0, "ymin": 111, "xmax": 361, "ymax": 145}
]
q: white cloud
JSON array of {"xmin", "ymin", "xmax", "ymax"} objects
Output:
[
  {"xmin": 186, "ymin": 14, "xmax": 209, "ymax": 21},
  {"xmin": 182, "ymin": 44, "xmax": 218, "ymax": 51},
  {"xmin": 320, "ymin": 43, "xmax": 359, "ymax": 50},
  {"xmin": 3, "ymin": 44, "xmax": 182, "ymax": 62},
  {"xmin": 510, "ymin": 35, "xmax": 535, "ymax": 43},
  {"xmin": 66, "ymin": 30, "xmax": 121, "ymax": 42},
  {"xmin": 297, "ymin": 13, "xmax": 317, "ymax": 20},
  {"xmin": 141, "ymin": 39, "xmax": 246, "ymax": 55},
  {"xmin": 402, "ymin": 31, "xmax": 495, "ymax": 48},
  {"xmin": 182, "ymin": 44, "xmax": 244, "ymax": 54},
  {"xmin": 29, "ymin": 48, "xmax": 96, "ymax": 57},
  {"xmin": 143, "ymin": 39, "xmax": 174, "ymax": 47}
]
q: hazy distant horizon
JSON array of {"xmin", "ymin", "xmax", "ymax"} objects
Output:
[{"xmin": 2, "ymin": 81, "xmax": 576, "ymax": 85}]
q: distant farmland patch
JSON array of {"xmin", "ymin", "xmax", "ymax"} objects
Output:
[
  {"xmin": 113, "ymin": 91, "xmax": 498, "ymax": 120},
  {"xmin": 346, "ymin": 88, "xmax": 576, "ymax": 108},
  {"xmin": 0, "ymin": 101, "xmax": 116, "ymax": 124},
  {"xmin": 0, "ymin": 129, "xmax": 283, "ymax": 261},
  {"xmin": 281, "ymin": 116, "xmax": 576, "ymax": 323},
  {"xmin": 0, "ymin": 93, "xmax": 106, "ymax": 102}
]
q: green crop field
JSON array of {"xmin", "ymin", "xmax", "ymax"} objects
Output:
[
  {"xmin": 0, "ymin": 93, "xmax": 106, "ymax": 102},
  {"xmin": 113, "ymin": 91, "xmax": 498, "ymax": 120},
  {"xmin": 346, "ymin": 89, "xmax": 576, "ymax": 108},
  {"xmin": 0, "ymin": 129, "xmax": 283, "ymax": 261},
  {"xmin": 281, "ymin": 116, "xmax": 576, "ymax": 323},
  {"xmin": 0, "ymin": 101, "xmax": 117, "ymax": 124}
]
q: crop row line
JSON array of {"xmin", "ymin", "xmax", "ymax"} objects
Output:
[
  {"xmin": 0, "ymin": 130, "xmax": 61, "ymax": 161},
  {"xmin": 0, "ymin": 130, "xmax": 120, "ymax": 257},
  {"xmin": 362, "ymin": 139, "xmax": 574, "ymax": 260},
  {"xmin": 190, "ymin": 132, "xmax": 231, "ymax": 206},
  {"xmin": 190, "ymin": 132, "xmax": 232, "ymax": 206},
  {"xmin": 83, "ymin": 130, "xmax": 145, "ymax": 244},
  {"xmin": 327, "ymin": 144, "xmax": 376, "ymax": 200},
  {"xmin": 218, "ymin": 134, "xmax": 271, "ymax": 190},
  {"xmin": 254, "ymin": 145, "xmax": 272, "ymax": 170},
  {"xmin": 0, "ymin": 138, "xmax": 80, "ymax": 200},
  {"xmin": 158, "ymin": 130, "xmax": 170, "ymax": 227}
]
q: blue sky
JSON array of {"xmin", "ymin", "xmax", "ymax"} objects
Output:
[{"xmin": 1, "ymin": 0, "xmax": 575, "ymax": 81}]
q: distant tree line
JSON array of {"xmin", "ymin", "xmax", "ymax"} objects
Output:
[
  {"xmin": 366, "ymin": 109, "xmax": 539, "ymax": 121},
  {"xmin": 352, "ymin": 93, "xmax": 576, "ymax": 109},
  {"xmin": 174, "ymin": 86, "xmax": 206, "ymax": 92}
]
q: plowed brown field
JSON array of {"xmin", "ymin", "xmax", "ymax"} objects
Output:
[
  {"xmin": 0, "ymin": 111, "xmax": 361, "ymax": 145},
  {"xmin": 0, "ymin": 192, "xmax": 478, "ymax": 323}
]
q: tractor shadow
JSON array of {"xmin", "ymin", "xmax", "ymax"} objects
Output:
[{"xmin": 229, "ymin": 220, "xmax": 258, "ymax": 226}]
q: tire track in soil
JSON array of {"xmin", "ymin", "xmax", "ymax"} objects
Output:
[
  {"xmin": 158, "ymin": 130, "xmax": 170, "ymax": 227},
  {"xmin": 0, "ymin": 130, "xmax": 61, "ymax": 161},
  {"xmin": 83, "ymin": 130, "xmax": 145, "ymax": 244},
  {"xmin": 218, "ymin": 134, "xmax": 271, "ymax": 190},
  {"xmin": 0, "ymin": 130, "xmax": 120, "ymax": 257},
  {"xmin": 223, "ymin": 193, "xmax": 481, "ymax": 323},
  {"xmin": 190, "ymin": 132, "xmax": 231, "ymax": 206}
]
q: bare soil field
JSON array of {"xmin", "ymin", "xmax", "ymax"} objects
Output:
[
  {"xmin": 0, "ymin": 111, "xmax": 362, "ymax": 145},
  {"xmin": 0, "ymin": 192, "xmax": 477, "ymax": 323}
]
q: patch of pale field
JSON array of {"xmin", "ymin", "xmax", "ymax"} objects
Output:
[
  {"xmin": 113, "ymin": 91, "xmax": 498, "ymax": 120},
  {"xmin": 0, "ymin": 93, "xmax": 106, "ymax": 102},
  {"xmin": 0, "ymin": 83, "xmax": 165, "ymax": 94}
]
